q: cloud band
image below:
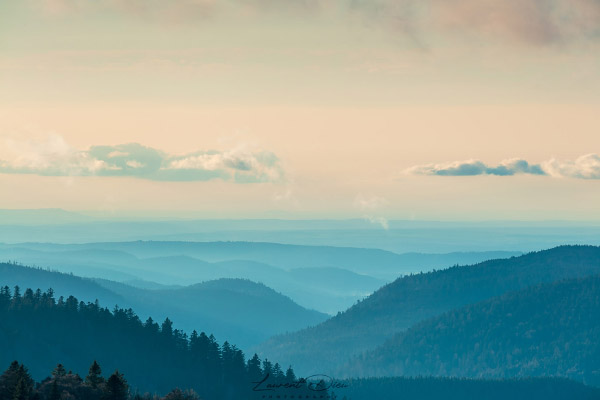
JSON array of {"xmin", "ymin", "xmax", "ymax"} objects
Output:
[
  {"xmin": 0, "ymin": 137, "xmax": 284, "ymax": 183},
  {"xmin": 406, "ymin": 154, "xmax": 600, "ymax": 179}
]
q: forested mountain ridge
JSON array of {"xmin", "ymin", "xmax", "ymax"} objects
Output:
[
  {"xmin": 342, "ymin": 274, "xmax": 600, "ymax": 386},
  {"xmin": 256, "ymin": 245, "xmax": 600, "ymax": 375},
  {"xmin": 0, "ymin": 262, "xmax": 327, "ymax": 349},
  {"xmin": 0, "ymin": 262, "xmax": 126, "ymax": 307},
  {"xmin": 93, "ymin": 277, "xmax": 327, "ymax": 347},
  {"xmin": 0, "ymin": 285, "xmax": 309, "ymax": 399}
]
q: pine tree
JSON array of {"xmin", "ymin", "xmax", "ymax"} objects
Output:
[
  {"xmin": 161, "ymin": 318, "xmax": 174, "ymax": 337},
  {"xmin": 103, "ymin": 370, "xmax": 128, "ymax": 400},
  {"xmin": 262, "ymin": 359, "xmax": 273, "ymax": 377},
  {"xmin": 48, "ymin": 379, "xmax": 60, "ymax": 400},
  {"xmin": 0, "ymin": 361, "xmax": 21, "ymax": 399},
  {"xmin": 52, "ymin": 364, "xmax": 67, "ymax": 379},
  {"xmin": 247, "ymin": 354, "xmax": 263, "ymax": 382},
  {"xmin": 285, "ymin": 366, "xmax": 296, "ymax": 382},
  {"xmin": 12, "ymin": 365, "xmax": 34, "ymax": 400},
  {"xmin": 12, "ymin": 377, "xmax": 30, "ymax": 400},
  {"xmin": 272, "ymin": 363, "xmax": 283, "ymax": 380},
  {"xmin": 86, "ymin": 360, "xmax": 104, "ymax": 388}
]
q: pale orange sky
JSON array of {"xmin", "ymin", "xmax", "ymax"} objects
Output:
[{"xmin": 1, "ymin": 1, "xmax": 599, "ymax": 220}]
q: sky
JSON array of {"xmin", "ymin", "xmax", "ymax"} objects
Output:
[{"xmin": 1, "ymin": 0, "xmax": 600, "ymax": 221}]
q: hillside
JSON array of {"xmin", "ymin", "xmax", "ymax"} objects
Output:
[
  {"xmin": 0, "ymin": 262, "xmax": 327, "ymax": 349},
  {"xmin": 342, "ymin": 275, "xmax": 600, "ymax": 386},
  {"xmin": 94, "ymin": 277, "xmax": 327, "ymax": 348},
  {"xmin": 255, "ymin": 246, "xmax": 600, "ymax": 375},
  {"xmin": 0, "ymin": 286, "xmax": 309, "ymax": 399}
]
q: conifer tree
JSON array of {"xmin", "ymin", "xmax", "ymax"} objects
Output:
[
  {"xmin": 103, "ymin": 370, "xmax": 128, "ymax": 400},
  {"xmin": 86, "ymin": 361, "xmax": 104, "ymax": 388},
  {"xmin": 52, "ymin": 364, "xmax": 67, "ymax": 379},
  {"xmin": 247, "ymin": 354, "xmax": 263, "ymax": 382},
  {"xmin": 285, "ymin": 366, "xmax": 296, "ymax": 382},
  {"xmin": 0, "ymin": 361, "xmax": 21, "ymax": 399},
  {"xmin": 272, "ymin": 363, "xmax": 283, "ymax": 380},
  {"xmin": 48, "ymin": 379, "xmax": 60, "ymax": 400},
  {"xmin": 12, "ymin": 365, "xmax": 34, "ymax": 400},
  {"xmin": 262, "ymin": 359, "xmax": 273, "ymax": 377},
  {"xmin": 161, "ymin": 318, "xmax": 173, "ymax": 337}
]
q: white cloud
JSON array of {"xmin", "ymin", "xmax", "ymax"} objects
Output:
[
  {"xmin": 0, "ymin": 133, "xmax": 283, "ymax": 183},
  {"xmin": 405, "ymin": 155, "xmax": 600, "ymax": 179},
  {"xmin": 542, "ymin": 154, "xmax": 600, "ymax": 179}
]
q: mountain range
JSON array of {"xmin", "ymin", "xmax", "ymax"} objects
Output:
[
  {"xmin": 0, "ymin": 241, "xmax": 519, "ymax": 313},
  {"xmin": 255, "ymin": 245, "xmax": 600, "ymax": 375}
]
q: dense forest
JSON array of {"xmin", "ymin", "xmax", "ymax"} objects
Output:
[
  {"xmin": 4, "ymin": 361, "xmax": 600, "ymax": 400},
  {"xmin": 337, "ymin": 376, "xmax": 600, "ymax": 400},
  {"xmin": 341, "ymin": 274, "xmax": 600, "ymax": 386},
  {"xmin": 0, "ymin": 359, "xmax": 326, "ymax": 400},
  {"xmin": 257, "ymin": 245, "xmax": 600, "ymax": 374},
  {"xmin": 0, "ymin": 285, "xmax": 316, "ymax": 399}
]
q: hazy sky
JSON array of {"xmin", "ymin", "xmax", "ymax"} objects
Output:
[{"xmin": 1, "ymin": 0, "xmax": 600, "ymax": 221}]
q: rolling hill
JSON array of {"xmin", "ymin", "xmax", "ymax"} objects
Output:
[
  {"xmin": 255, "ymin": 246, "xmax": 600, "ymax": 375},
  {"xmin": 0, "ymin": 262, "xmax": 327, "ymax": 349},
  {"xmin": 342, "ymin": 274, "xmax": 600, "ymax": 386}
]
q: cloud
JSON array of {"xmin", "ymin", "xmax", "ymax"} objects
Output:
[
  {"xmin": 405, "ymin": 155, "xmax": 600, "ymax": 179},
  {"xmin": 30, "ymin": 0, "xmax": 600, "ymax": 46},
  {"xmin": 543, "ymin": 154, "xmax": 600, "ymax": 179},
  {"xmin": 35, "ymin": 0, "xmax": 216, "ymax": 23},
  {"xmin": 0, "ymin": 135, "xmax": 284, "ymax": 183},
  {"xmin": 349, "ymin": 0, "xmax": 600, "ymax": 46}
]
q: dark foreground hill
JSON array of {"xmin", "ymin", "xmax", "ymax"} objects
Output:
[
  {"xmin": 333, "ymin": 377, "xmax": 600, "ymax": 400},
  {"xmin": 342, "ymin": 275, "xmax": 600, "ymax": 386},
  {"xmin": 256, "ymin": 246, "xmax": 600, "ymax": 374},
  {"xmin": 0, "ymin": 286, "xmax": 312, "ymax": 399}
]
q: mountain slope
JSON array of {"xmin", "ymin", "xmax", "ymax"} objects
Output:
[
  {"xmin": 255, "ymin": 246, "xmax": 600, "ymax": 375},
  {"xmin": 343, "ymin": 274, "xmax": 600, "ymax": 386},
  {"xmin": 0, "ymin": 286, "xmax": 304, "ymax": 399},
  {"xmin": 0, "ymin": 262, "xmax": 327, "ymax": 349},
  {"xmin": 95, "ymin": 277, "xmax": 327, "ymax": 348},
  {"xmin": 0, "ymin": 262, "xmax": 126, "ymax": 307}
]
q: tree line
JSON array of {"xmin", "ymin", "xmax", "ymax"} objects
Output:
[{"xmin": 0, "ymin": 285, "xmax": 325, "ymax": 399}]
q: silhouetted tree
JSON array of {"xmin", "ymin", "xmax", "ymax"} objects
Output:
[
  {"xmin": 103, "ymin": 371, "xmax": 128, "ymax": 400},
  {"xmin": 86, "ymin": 360, "xmax": 104, "ymax": 388},
  {"xmin": 52, "ymin": 364, "xmax": 67, "ymax": 379}
]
